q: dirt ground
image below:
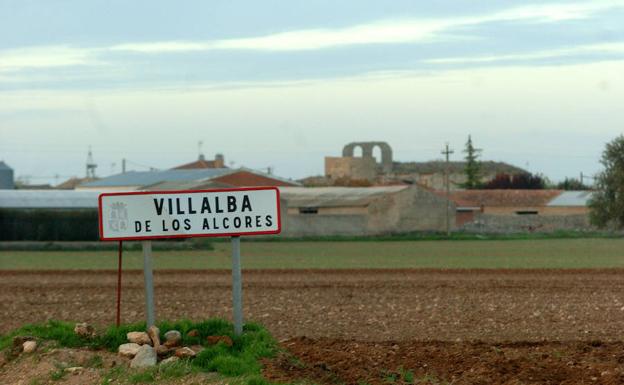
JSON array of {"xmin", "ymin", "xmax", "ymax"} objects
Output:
[
  {"xmin": 264, "ymin": 338, "xmax": 624, "ymax": 385},
  {"xmin": 2, "ymin": 269, "xmax": 624, "ymax": 384}
]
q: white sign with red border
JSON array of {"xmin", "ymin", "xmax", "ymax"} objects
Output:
[{"xmin": 98, "ymin": 187, "xmax": 281, "ymax": 241}]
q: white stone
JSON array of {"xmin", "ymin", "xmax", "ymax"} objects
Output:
[
  {"xmin": 127, "ymin": 331, "xmax": 152, "ymax": 345},
  {"xmin": 118, "ymin": 343, "xmax": 141, "ymax": 358},
  {"xmin": 160, "ymin": 356, "xmax": 179, "ymax": 365},
  {"xmin": 130, "ymin": 345, "xmax": 157, "ymax": 368},
  {"xmin": 64, "ymin": 367, "xmax": 83, "ymax": 375},
  {"xmin": 174, "ymin": 347, "xmax": 196, "ymax": 358},
  {"xmin": 22, "ymin": 340, "xmax": 37, "ymax": 353}
]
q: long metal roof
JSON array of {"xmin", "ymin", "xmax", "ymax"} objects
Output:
[
  {"xmin": 80, "ymin": 169, "xmax": 232, "ymax": 187},
  {"xmin": 0, "ymin": 190, "xmax": 100, "ymax": 208},
  {"xmin": 279, "ymin": 186, "xmax": 408, "ymax": 207},
  {"xmin": 1, "ymin": 186, "xmax": 408, "ymax": 209},
  {"xmin": 547, "ymin": 191, "xmax": 594, "ymax": 207}
]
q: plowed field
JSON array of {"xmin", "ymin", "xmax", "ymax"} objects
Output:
[{"xmin": 2, "ymin": 269, "xmax": 624, "ymax": 384}]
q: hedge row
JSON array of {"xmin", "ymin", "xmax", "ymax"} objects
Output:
[{"xmin": 0, "ymin": 208, "xmax": 99, "ymax": 241}]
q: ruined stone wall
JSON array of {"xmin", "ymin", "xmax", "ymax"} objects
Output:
[{"xmin": 324, "ymin": 157, "xmax": 377, "ymax": 181}]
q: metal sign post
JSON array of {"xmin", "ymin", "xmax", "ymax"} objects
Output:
[
  {"xmin": 116, "ymin": 240, "xmax": 123, "ymax": 326},
  {"xmin": 231, "ymin": 236, "xmax": 243, "ymax": 335},
  {"xmin": 142, "ymin": 240, "xmax": 156, "ymax": 328}
]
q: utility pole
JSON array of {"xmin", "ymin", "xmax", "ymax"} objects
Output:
[{"xmin": 441, "ymin": 143, "xmax": 454, "ymax": 236}]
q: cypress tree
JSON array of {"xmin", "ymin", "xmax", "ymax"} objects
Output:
[{"xmin": 463, "ymin": 135, "xmax": 482, "ymax": 189}]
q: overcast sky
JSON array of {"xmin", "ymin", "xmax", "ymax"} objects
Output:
[{"xmin": 1, "ymin": 0, "xmax": 623, "ymax": 184}]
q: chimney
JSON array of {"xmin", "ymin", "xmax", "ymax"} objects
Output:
[{"xmin": 215, "ymin": 153, "xmax": 225, "ymax": 168}]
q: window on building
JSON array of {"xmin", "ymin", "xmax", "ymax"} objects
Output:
[
  {"xmin": 299, "ymin": 207, "xmax": 319, "ymax": 214},
  {"xmin": 515, "ymin": 210, "xmax": 538, "ymax": 215}
]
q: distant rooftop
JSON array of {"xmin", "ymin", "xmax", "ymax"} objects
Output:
[
  {"xmin": 55, "ymin": 177, "xmax": 99, "ymax": 190},
  {"xmin": 447, "ymin": 189, "xmax": 563, "ymax": 208},
  {"xmin": 0, "ymin": 190, "xmax": 99, "ymax": 208},
  {"xmin": 547, "ymin": 191, "xmax": 594, "ymax": 207},
  {"xmin": 0, "ymin": 161, "xmax": 13, "ymax": 170},
  {"xmin": 80, "ymin": 169, "xmax": 231, "ymax": 188},
  {"xmin": 172, "ymin": 153, "xmax": 226, "ymax": 170},
  {"xmin": 280, "ymin": 186, "xmax": 408, "ymax": 207},
  {"xmin": 394, "ymin": 161, "xmax": 527, "ymax": 175}
]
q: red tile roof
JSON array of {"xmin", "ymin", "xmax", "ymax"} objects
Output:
[
  {"xmin": 444, "ymin": 189, "xmax": 563, "ymax": 208},
  {"xmin": 172, "ymin": 159, "xmax": 225, "ymax": 170}
]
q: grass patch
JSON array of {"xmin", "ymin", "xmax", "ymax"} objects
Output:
[
  {"xmin": 191, "ymin": 322, "xmax": 276, "ymax": 376},
  {"xmin": 100, "ymin": 366, "xmax": 127, "ymax": 385},
  {"xmin": 1, "ymin": 318, "xmax": 278, "ymax": 382},
  {"xmin": 4, "ymin": 238, "xmax": 624, "ymax": 270},
  {"xmin": 128, "ymin": 370, "xmax": 155, "ymax": 384},
  {"xmin": 213, "ymin": 230, "xmax": 623, "ymax": 242},
  {"xmin": 0, "ymin": 320, "xmax": 95, "ymax": 351}
]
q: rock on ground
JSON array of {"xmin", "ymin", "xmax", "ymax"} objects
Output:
[
  {"xmin": 206, "ymin": 335, "xmax": 233, "ymax": 347},
  {"xmin": 148, "ymin": 325, "xmax": 161, "ymax": 348},
  {"xmin": 22, "ymin": 341, "xmax": 37, "ymax": 353},
  {"xmin": 74, "ymin": 322, "xmax": 95, "ymax": 337},
  {"xmin": 160, "ymin": 356, "xmax": 180, "ymax": 365},
  {"xmin": 174, "ymin": 347, "xmax": 196, "ymax": 358},
  {"xmin": 64, "ymin": 366, "xmax": 83, "ymax": 375},
  {"xmin": 164, "ymin": 330, "xmax": 182, "ymax": 347},
  {"xmin": 127, "ymin": 331, "xmax": 152, "ymax": 345},
  {"xmin": 130, "ymin": 345, "xmax": 157, "ymax": 368},
  {"xmin": 118, "ymin": 343, "xmax": 141, "ymax": 358}
]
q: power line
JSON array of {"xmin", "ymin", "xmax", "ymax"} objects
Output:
[{"xmin": 124, "ymin": 159, "xmax": 160, "ymax": 171}]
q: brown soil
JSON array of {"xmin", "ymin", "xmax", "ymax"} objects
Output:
[
  {"xmin": 264, "ymin": 338, "xmax": 624, "ymax": 385},
  {"xmin": 2, "ymin": 269, "xmax": 624, "ymax": 384}
]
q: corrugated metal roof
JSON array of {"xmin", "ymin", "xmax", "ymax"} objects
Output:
[
  {"xmin": 80, "ymin": 169, "xmax": 232, "ymax": 187},
  {"xmin": 547, "ymin": 191, "xmax": 593, "ymax": 207},
  {"xmin": 279, "ymin": 186, "xmax": 408, "ymax": 207},
  {"xmin": 0, "ymin": 190, "xmax": 100, "ymax": 208},
  {"xmin": 142, "ymin": 180, "xmax": 234, "ymax": 191}
]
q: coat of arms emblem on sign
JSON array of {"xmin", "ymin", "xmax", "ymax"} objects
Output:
[{"xmin": 108, "ymin": 202, "xmax": 128, "ymax": 232}]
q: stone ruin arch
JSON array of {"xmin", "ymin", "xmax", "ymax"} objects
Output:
[{"xmin": 342, "ymin": 141, "xmax": 393, "ymax": 173}]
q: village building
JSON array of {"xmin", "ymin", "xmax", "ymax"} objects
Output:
[
  {"xmin": 279, "ymin": 185, "xmax": 451, "ymax": 236},
  {"xmin": 0, "ymin": 184, "xmax": 452, "ymax": 240},
  {"xmin": 447, "ymin": 190, "xmax": 593, "ymax": 232},
  {"xmin": 0, "ymin": 161, "xmax": 15, "ymax": 189},
  {"xmin": 315, "ymin": 141, "xmax": 527, "ymax": 189},
  {"xmin": 76, "ymin": 167, "xmax": 299, "ymax": 191},
  {"xmin": 172, "ymin": 153, "xmax": 226, "ymax": 169}
]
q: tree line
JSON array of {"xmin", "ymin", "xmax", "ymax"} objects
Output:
[{"xmin": 460, "ymin": 135, "xmax": 591, "ymax": 190}]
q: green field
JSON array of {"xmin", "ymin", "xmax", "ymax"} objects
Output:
[{"xmin": 1, "ymin": 238, "xmax": 624, "ymax": 270}]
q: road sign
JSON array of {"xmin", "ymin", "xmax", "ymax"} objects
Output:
[
  {"xmin": 98, "ymin": 186, "xmax": 281, "ymax": 334},
  {"xmin": 98, "ymin": 187, "xmax": 281, "ymax": 241}
]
